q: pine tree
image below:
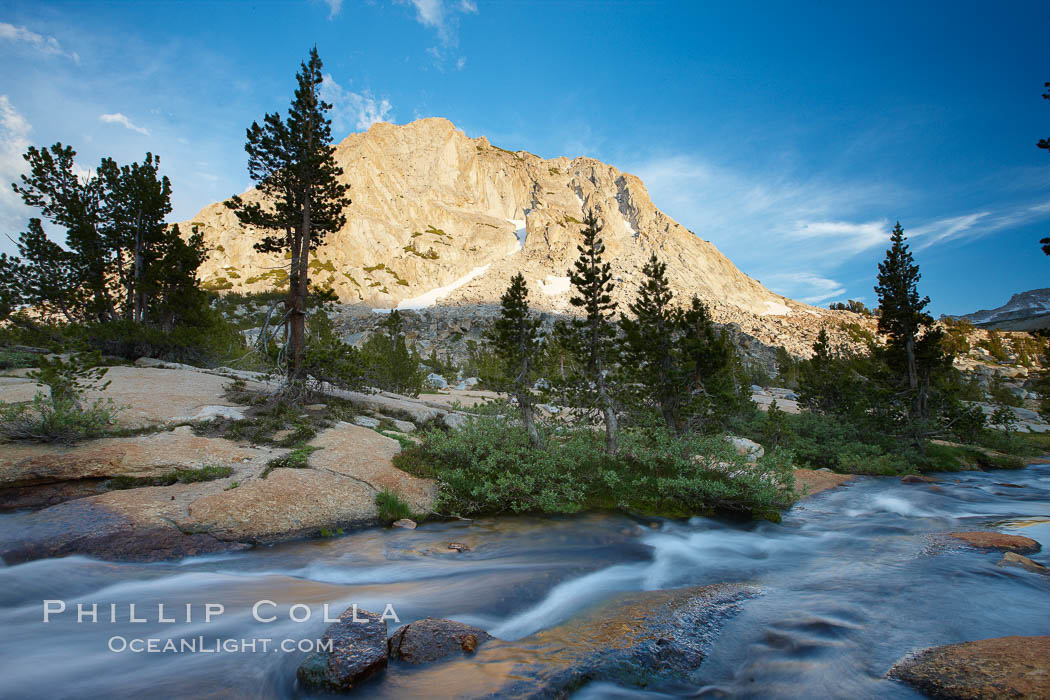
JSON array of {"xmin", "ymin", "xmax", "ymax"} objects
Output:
[
  {"xmin": 1039, "ymin": 81, "xmax": 1050, "ymax": 154},
  {"xmin": 1040, "ymin": 81, "xmax": 1050, "ymax": 255},
  {"xmin": 361, "ymin": 310, "xmax": 424, "ymax": 396},
  {"xmin": 558, "ymin": 209, "xmax": 620, "ymax": 455},
  {"xmin": 12, "ymin": 143, "xmax": 114, "ymax": 321},
  {"xmin": 798, "ymin": 327, "xmax": 841, "ymax": 414},
  {"xmin": 486, "ymin": 273, "xmax": 542, "ymax": 447},
  {"xmin": 677, "ymin": 296, "xmax": 739, "ymax": 432},
  {"xmin": 10, "ymin": 145, "xmax": 203, "ymax": 329},
  {"xmin": 6, "ymin": 219, "xmax": 82, "ymax": 323},
  {"xmin": 622, "ymin": 253, "xmax": 681, "ymax": 433},
  {"xmin": 98, "ymin": 153, "xmax": 176, "ymax": 324},
  {"xmin": 225, "ymin": 47, "xmax": 351, "ymax": 383},
  {"xmin": 874, "ymin": 221, "xmax": 943, "ymax": 437}
]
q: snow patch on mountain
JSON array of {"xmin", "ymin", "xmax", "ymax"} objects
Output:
[
  {"xmin": 505, "ymin": 218, "xmax": 526, "ymax": 256},
  {"xmin": 396, "ymin": 264, "xmax": 492, "ymax": 310},
  {"xmin": 761, "ymin": 301, "xmax": 792, "ymax": 316},
  {"xmin": 539, "ymin": 275, "xmax": 571, "ymax": 296}
]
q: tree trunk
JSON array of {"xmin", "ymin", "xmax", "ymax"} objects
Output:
[
  {"xmin": 520, "ymin": 391, "xmax": 540, "ymax": 448},
  {"xmin": 289, "ymin": 197, "xmax": 312, "ymax": 384},
  {"xmin": 596, "ymin": 357, "xmax": 618, "ymax": 455},
  {"xmin": 658, "ymin": 322, "xmax": 678, "ymax": 434},
  {"xmin": 132, "ymin": 209, "xmax": 144, "ymax": 324}
]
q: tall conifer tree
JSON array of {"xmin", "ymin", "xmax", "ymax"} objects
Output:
[
  {"xmin": 622, "ymin": 253, "xmax": 681, "ymax": 433},
  {"xmin": 875, "ymin": 221, "xmax": 942, "ymax": 432},
  {"xmin": 558, "ymin": 209, "xmax": 620, "ymax": 454},
  {"xmin": 226, "ymin": 47, "xmax": 351, "ymax": 383},
  {"xmin": 487, "ymin": 273, "xmax": 542, "ymax": 446}
]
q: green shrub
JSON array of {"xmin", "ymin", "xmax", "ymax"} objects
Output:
[
  {"xmin": 75, "ymin": 307, "xmax": 248, "ymax": 367},
  {"xmin": 359, "ymin": 311, "xmax": 425, "ymax": 396},
  {"xmin": 978, "ymin": 331, "xmax": 1008, "ymax": 362},
  {"xmin": 0, "ymin": 393, "xmax": 118, "ymax": 443},
  {"xmin": 376, "ymin": 489, "xmax": 414, "ymax": 523},
  {"xmin": 394, "ymin": 416, "xmax": 794, "ymax": 519},
  {"xmin": 0, "ymin": 349, "xmax": 40, "ymax": 370},
  {"xmin": 0, "ymin": 353, "xmax": 120, "ymax": 443}
]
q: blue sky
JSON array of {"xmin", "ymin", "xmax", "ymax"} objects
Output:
[{"xmin": 1, "ymin": 0, "xmax": 1048, "ymax": 315}]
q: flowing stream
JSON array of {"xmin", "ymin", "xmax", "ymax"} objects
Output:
[{"xmin": 1, "ymin": 465, "xmax": 1048, "ymax": 699}]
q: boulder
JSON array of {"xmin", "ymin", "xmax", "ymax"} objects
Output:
[
  {"xmin": 426, "ymin": 373, "xmax": 449, "ymax": 390},
  {"xmin": 332, "ymin": 390, "xmax": 444, "ymax": 426},
  {"xmin": 726, "ymin": 436, "xmax": 764, "ymax": 462},
  {"xmin": 391, "ymin": 518, "xmax": 417, "ymax": 529},
  {"xmin": 78, "ymin": 366, "xmax": 242, "ymax": 428},
  {"xmin": 297, "ymin": 607, "xmax": 388, "ymax": 692},
  {"xmin": 0, "ymin": 376, "xmax": 48, "ymax": 404},
  {"xmin": 443, "ymin": 412, "xmax": 472, "ymax": 431},
  {"xmin": 998, "ymin": 551, "xmax": 1050, "ymax": 575},
  {"xmin": 890, "ymin": 636, "xmax": 1050, "ymax": 699},
  {"xmin": 1010, "ymin": 405, "xmax": 1041, "ymax": 422},
  {"xmin": 388, "ymin": 618, "xmax": 493, "ymax": 664},
  {"xmin": 180, "ymin": 467, "xmax": 379, "ymax": 542},
  {"xmin": 947, "ymin": 531, "xmax": 1041, "ymax": 554},
  {"xmin": 352, "ymin": 415, "xmax": 382, "ymax": 429}
]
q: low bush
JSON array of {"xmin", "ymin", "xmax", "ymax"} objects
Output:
[
  {"xmin": 394, "ymin": 416, "xmax": 794, "ymax": 520},
  {"xmin": 0, "ymin": 393, "xmax": 118, "ymax": 443},
  {"xmin": 74, "ymin": 308, "xmax": 249, "ymax": 368},
  {"xmin": 0, "ymin": 353, "xmax": 120, "ymax": 443},
  {"xmin": 376, "ymin": 489, "xmax": 415, "ymax": 523}
]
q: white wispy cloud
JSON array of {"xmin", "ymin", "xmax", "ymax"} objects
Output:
[
  {"xmin": 784, "ymin": 219, "xmax": 891, "ymax": 259},
  {"xmin": 396, "ymin": 0, "xmax": 478, "ymax": 65},
  {"xmin": 99, "ymin": 112, "xmax": 150, "ymax": 136},
  {"xmin": 0, "ymin": 95, "xmax": 33, "ymax": 233},
  {"xmin": 323, "ymin": 0, "xmax": 343, "ymax": 19},
  {"xmin": 322, "ymin": 74, "xmax": 393, "ymax": 135},
  {"xmin": 0, "ymin": 22, "xmax": 79, "ymax": 63},
  {"xmin": 908, "ymin": 203, "xmax": 1050, "ymax": 250},
  {"xmin": 762, "ymin": 272, "xmax": 847, "ymax": 305},
  {"xmin": 633, "ymin": 155, "xmax": 891, "ymax": 261}
]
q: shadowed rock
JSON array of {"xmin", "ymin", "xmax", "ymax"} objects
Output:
[
  {"xmin": 389, "ymin": 618, "xmax": 494, "ymax": 664},
  {"xmin": 297, "ymin": 607, "xmax": 388, "ymax": 692}
]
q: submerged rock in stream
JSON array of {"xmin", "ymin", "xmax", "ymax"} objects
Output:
[
  {"xmin": 297, "ymin": 607, "xmax": 388, "ymax": 692},
  {"xmin": 388, "ymin": 617, "xmax": 494, "ymax": 664},
  {"xmin": 946, "ymin": 531, "xmax": 1041, "ymax": 554},
  {"xmin": 498, "ymin": 583, "xmax": 759, "ymax": 697},
  {"xmin": 998, "ymin": 551, "xmax": 1050, "ymax": 575},
  {"xmin": 398, "ymin": 583, "xmax": 760, "ymax": 699},
  {"xmin": 889, "ymin": 636, "xmax": 1050, "ymax": 699}
]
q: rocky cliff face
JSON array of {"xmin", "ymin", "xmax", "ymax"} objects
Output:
[
  {"xmin": 956, "ymin": 288, "xmax": 1050, "ymax": 331},
  {"xmin": 185, "ymin": 117, "xmax": 852, "ymax": 354}
]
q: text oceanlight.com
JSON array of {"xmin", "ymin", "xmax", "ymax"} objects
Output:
[{"xmin": 107, "ymin": 636, "xmax": 333, "ymax": 654}]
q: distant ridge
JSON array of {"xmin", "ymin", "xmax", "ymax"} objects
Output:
[{"xmin": 955, "ymin": 288, "xmax": 1050, "ymax": 331}]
